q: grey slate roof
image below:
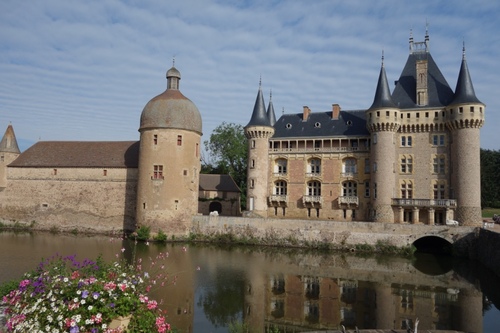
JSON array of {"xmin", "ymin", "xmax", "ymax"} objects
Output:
[
  {"xmin": 9, "ymin": 141, "xmax": 140, "ymax": 168},
  {"xmin": 272, "ymin": 110, "xmax": 369, "ymax": 138},
  {"xmin": 450, "ymin": 55, "xmax": 482, "ymax": 105},
  {"xmin": 199, "ymin": 174, "xmax": 241, "ymax": 192},
  {"xmin": 369, "ymin": 65, "xmax": 397, "ymax": 110},
  {"xmin": 392, "ymin": 52, "xmax": 454, "ymax": 109},
  {"xmin": 0, "ymin": 125, "xmax": 20, "ymax": 154},
  {"xmin": 246, "ymin": 86, "xmax": 271, "ymax": 127},
  {"xmin": 267, "ymin": 99, "xmax": 277, "ymax": 126}
]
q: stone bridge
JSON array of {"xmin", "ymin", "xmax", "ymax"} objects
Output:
[{"xmin": 191, "ymin": 216, "xmax": 476, "ymax": 250}]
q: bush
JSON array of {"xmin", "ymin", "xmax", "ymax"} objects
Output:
[
  {"xmin": 154, "ymin": 229, "xmax": 168, "ymax": 243},
  {"xmin": 136, "ymin": 225, "xmax": 151, "ymax": 241}
]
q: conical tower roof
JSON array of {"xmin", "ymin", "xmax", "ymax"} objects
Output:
[
  {"xmin": 369, "ymin": 57, "xmax": 397, "ymax": 110},
  {"xmin": 450, "ymin": 47, "xmax": 482, "ymax": 105},
  {"xmin": 246, "ymin": 81, "xmax": 271, "ymax": 128},
  {"xmin": 267, "ymin": 91, "xmax": 277, "ymax": 126},
  {"xmin": 0, "ymin": 124, "xmax": 21, "ymax": 154}
]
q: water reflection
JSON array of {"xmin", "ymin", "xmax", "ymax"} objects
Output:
[{"xmin": 0, "ymin": 232, "xmax": 499, "ymax": 332}]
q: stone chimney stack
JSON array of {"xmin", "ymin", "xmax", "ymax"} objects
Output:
[
  {"xmin": 303, "ymin": 106, "xmax": 311, "ymax": 121},
  {"xmin": 332, "ymin": 104, "xmax": 341, "ymax": 119}
]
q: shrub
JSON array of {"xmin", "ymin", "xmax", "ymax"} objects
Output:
[
  {"xmin": 136, "ymin": 225, "xmax": 151, "ymax": 241},
  {"xmin": 154, "ymin": 229, "xmax": 168, "ymax": 243}
]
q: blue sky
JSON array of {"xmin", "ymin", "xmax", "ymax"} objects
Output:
[{"xmin": 1, "ymin": 0, "xmax": 499, "ymax": 154}]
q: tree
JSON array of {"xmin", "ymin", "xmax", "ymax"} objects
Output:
[
  {"xmin": 481, "ymin": 149, "xmax": 500, "ymax": 208},
  {"xmin": 203, "ymin": 122, "xmax": 248, "ymax": 208}
]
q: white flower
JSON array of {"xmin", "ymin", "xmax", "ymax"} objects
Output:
[
  {"xmin": 102, "ymin": 324, "xmax": 107, "ymax": 329},
  {"xmin": 88, "ymin": 305, "xmax": 93, "ymax": 310},
  {"xmin": 76, "ymin": 290, "xmax": 81, "ymax": 295}
]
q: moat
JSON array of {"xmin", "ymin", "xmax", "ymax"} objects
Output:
[{"xmin": 1, "ymin": 231, "xmax": 499, "ymax": 332}]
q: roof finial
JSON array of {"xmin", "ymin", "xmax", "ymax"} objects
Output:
[
  {"xmin": 259, "ymin": 75, "xmax": 262, "ymax": 88},
  {"xmin": 269, "ymin": 89, "xmax": 272, "ymax": 101},
  {"xmin": 462, "ymin": 39, "xmax": 466, "ymax": 59},
  {"xmin": 282, "ymin": 107, "xmax": 284, "ymax": 115},
  {"xmin": 172, "ymin": 56, "xmax": 175, "ymax": 67},
  {"xmin": 381, "ymin": 50, "xmax": 385, "ymax": 67}
]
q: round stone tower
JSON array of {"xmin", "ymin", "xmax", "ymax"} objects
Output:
[
  {"xmin": 0, "ymin": 124, "xmax": 21, "ymax": 188},
  {"xmin": 244, "ymin": 82, "xmax": 274, "ymax": 217},
  {"xmin": 446, "ymin": 47, "xmax": 484, "ymax": 226},
  {"xmin": 366, "ymin": 59, "xmax": 401, "ymax": 223},
  {"xmin": 136, "ymin": 65, "xmax": 202, "ymax": 235}
]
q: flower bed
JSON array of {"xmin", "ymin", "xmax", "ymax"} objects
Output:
[{"xmin": 1, "ymin": 251, "xmax": 173, "ymax": 333}]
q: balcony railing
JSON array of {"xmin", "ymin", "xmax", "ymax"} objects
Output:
[
  {"xmin": 268, "ymin": 195, "xmax": 288, "ymax": 203},
  {"xmin": 270, "ymin": 146, "xmax": 368, "ymax": 154},
  {"xmin": 302, "ymin": 195, "xmax": 323, "ymax": 206},
  {"xmin": 305, "ymin": 172, "xmax": 321, "ymax": 178},
  {"xmin": 338, "ymin": 196, "xmax": 359, "ymax": 205},
  {"xmin": 273, "ymin": 172, "xmax": 287, "ymax": 177},
  {"xmin": 341, "ymin": 172, "xmax": 356, "ymax": 178},
  {"xmin": 392, "ymin": 198, "xmax": 457, "ymax": 208}
]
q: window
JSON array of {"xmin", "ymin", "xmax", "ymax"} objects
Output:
[
  {"xmin": 433, "ymin": 155, "xmax": 446, "ymax": 174},
  {"xmin": 1, "ymin": 155, "xmax": 4, "ymax": 162},
  {"xmin": 401, "ymin": 181, "xmax": 413, "ymax": 199},
  {"xmin": 459, "ymin": 107, "xmax": 463, "ymax": 114},
  {"xmin": 343, "ymin": 158, "xmax": 357, "ymax": 175},
  {"xmin": 177, "ymin": 135, "xmax": 182, "ymax": 146},
  {"xmin": 103, "ymin": 169, "xmax": 107, "ymax": 176},
  {"xmin": 433, "ymin": 182, "xmax": 446, "ymax": 199},
  {"xmin": 274, "ymin": 181, "xmax": 287, "ymax": 195},
  {"xmin": 53, "ymin": 169, "xmax": 57, "ymax": 176},
  {"xmin": 400, "ymin": 155, "xmax": 413, "ymax": 174},
  {"xmin": 432, "ymin": 134, "xmax": 445, "ymax": 146},
  {"xmin": 153, "ymin": 165, "xmax": 163, "ymax": 179},
  {"xmin": 250, "ymin": 179, "xmax": 255, "ymax": 188},
  {"xmin": 374, "ymin": 183, "xmax": 377, "ymax": 199},
  {"xmin": 401, "ymin": 135, "xmax": 412, "ymax": 147},
  {"xmin": 250, "ymin": 159, "xmax": 255, "ymax": 169},
  {"xmin": 153, "ymin": 134, "xmax": 158, "ymax": 145},
  {"xmin": 470, "ymin": 106, "xmax": 474, "ymax": 113},
  {"xmin": 364, "ymin": 158, "xmax": 370, "ymax": 174},
  {"xmin": 364, "ymin": 181, "xmax": 370, "ymax": 197},
  {"xmin": 373, "ymin": 133, "xmax": 377, "ymax": 144},
  {"xmin": 342, "ymin": 181, "xmax": 357, "ymax": 197},
  {"xmin": 275, "ymin": 159, "xmax": 287, "ymax": 175},
  {"xmin": 308, "ymin": 158, "xmax": 321, "ymax": 175},
  {"xmin": 195, "ymin": 143, "xmax": 199, "ymax": 157},
  {"xmin": 307, "ymin": 181, "xmax": 321, "ymax": 196}
]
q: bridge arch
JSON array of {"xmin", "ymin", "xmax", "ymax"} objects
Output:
[{"xmin": 412, "ymin": 235, "xmax": 453, "ymax": 254}]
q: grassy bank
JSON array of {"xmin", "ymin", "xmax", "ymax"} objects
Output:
[{"xmin": 482, "ymin": 207, "xmax": 500, "ymax": 218}]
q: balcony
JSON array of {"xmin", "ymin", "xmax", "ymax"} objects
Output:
[
  {"xmin": 392, "ymin": 198, "xmax": 457, "ymax": 208},
  {"xmin": 305, "ymin": 172, "xmax": 321, "ymax": 178},
  {"xmin": 341, "ymin": 172, "xmax": 356, "ymax": 178},
  {"xmin": 273, "ymin": 172, "xmax": 287, "ymax": 178},
  {"xmin": 270, "ymin": 146, "xmax": 369, "ymax": 154},
  {"xmin": 302, "ymin": 195, "xmax": 323, "ymax": 206},
  {"xmin": 338, "ymin": 196, "xmax": 359, "ymax": 206},
  {"xmin": 268, "ymin": 195, "xmax": 288, "ymax": 204}
]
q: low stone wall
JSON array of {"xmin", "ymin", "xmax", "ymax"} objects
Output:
[{"xmin": 191, "ymin": 215, "xmax": 474, "ymax": 249}]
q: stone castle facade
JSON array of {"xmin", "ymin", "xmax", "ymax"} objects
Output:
[
  {"xmin": 245, "ymin": 33, "xmax": 484, "ymax": 227},
  {"xmin": 0, "ymin": 33, "xmax": 484, "ymax": 233}
]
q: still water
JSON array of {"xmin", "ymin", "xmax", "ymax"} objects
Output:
[{"xmin": 0, "ymin": 231, "xmax": 499, "ymax": 333}]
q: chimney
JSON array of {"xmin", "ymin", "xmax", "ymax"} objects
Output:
[
  {"xmin": 303, "ymin": 106, "xmax": 311, "ymax": 121},
  {"xmin": 332, "ymin": 104, "xmax": 340, "ymax": 119}
]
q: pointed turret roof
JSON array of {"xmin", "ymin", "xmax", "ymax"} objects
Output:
[
  {"xmin": 450, "ymin": 46, "xmax": 482, "ymax": 105},
  {"xmin": 246, "ymin": 81, "xmax": 271, "ymax": 127},
  {"xmin": 0, "ymin": 124, "xmax": 21, "ymax": 154},
  {"xmin": 369, "ymin": 55, "xmax": 397, "ymax": 110},
  {"xmin": 392, "ymin": 34, "xmax": 454, "ymax": 108},
  {"xmin": 267, "ymin": 91, "xmax": 277, "ymax": 126}
]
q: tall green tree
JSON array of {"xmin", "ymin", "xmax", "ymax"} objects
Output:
[
  {"xmin": 481, "ymin": 148, "xmax": 500, "ymax": 208},
  {"xmin": 203, "ymin": 122, "xmax": 248, "ymax": 208}
]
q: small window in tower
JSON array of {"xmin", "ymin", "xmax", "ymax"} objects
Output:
[
  {"xmin": 407, "ymin": 113, "xmax": 410, "ymax": 119},
  {"xmin": 103, "ymin": 169, "xmax": 107, "ymax": 176},
  {"xmin": 470, "ymin": 106, "xmax": 474, "ymax": 113},
  {"xmin": 0, "ymin": 155, "xmax": 4, "ymax": 162},
  {"xmin": 143, "ymin": 202, "xmax": 146, "ymax": 209},
  {"xmin": 53, "ymin": 169, "xmax": 57, "ymax": 176},
  {"xmin": 153, "ymin": 165, "xmax": 164, "ymax": 179},
  {"xmin": 459, "ymin": 107, "xmax": 463, "ymax": 114},
  {"xmin": 195, "ymin": 143, "xmax": 199, "ymax": 157},
  {"xmin": 416, "ymin": 113, "xmax": 420, "ymax": 118},
  {"xmin": 177, "ymin": 135, "xmax": 182, "ymax": 146},
  {"xmin": 400, "ymin": 113, "xmax": 403, "ymax": 119},
  {"xmin": 480, "ymin": 107, "xmax": 483, "ymax": 113},
  {"xmin": 183, "ymin": 170, "xmax": 187, "ymax": 176},
  {"xmin": 425, "ymin": 112, "xmax": 429, "ymax": 118},
  {"xmin": 386, "ymin": 111, "xmax": 390, "ymax": 117},
  {"xmin": 251, "ymin": 140, "xmax": 256, "ymax": 149},
  {"xmin": 153, "ymin": 134, "xmax": 158, "ymax": 145},
  {"xmin": 251, "ymin": 159, "xmax": 255, "ymax": 168},
  {"xmin": 376, "ymin": 111, "xmax": 380, "ymax": 117},
  {"xmin": 250, "ymin": 179, "xmax": 255, "ymax": 188},
  {"xmin": 435, "ymin": 112, "xmax": 438, "ymax": 118}
]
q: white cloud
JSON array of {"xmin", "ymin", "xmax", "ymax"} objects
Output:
[{"xmin": 0, "ymin": 0, "xmax": 499, "ymax": 151}]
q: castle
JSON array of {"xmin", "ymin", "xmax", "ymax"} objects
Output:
[
  {"xmin": 0, "ymin": 32, "xmax": 484, "ymax": 233},
  {"xmin": 245, "ymin": 32, "xmax": 484, "ymax": 226}
]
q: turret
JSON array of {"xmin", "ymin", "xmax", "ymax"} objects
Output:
[
  {"xmin": 136, "ymin": 64, "xmax": 202, "ymax": 235},
  {"xmin": 446, "ymin": 45, "xmax": 485, "ymax": 226},
  {"xmin": 245, "ymin": 81, "xmax": 275, "ymax": 216},
  {"xmin": 366, "ymin": 55, "xmax": 400, "ymax": 222},
  {"xmin": 0, "ymin": 124, "xmax": 21, "ymax": 188}
]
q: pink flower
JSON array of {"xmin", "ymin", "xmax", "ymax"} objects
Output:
[
  {"xmin": 147, "ymin": 300, "xmax": 158, "ymax": 310},
  {"xmin": 121, "ymin": 248, "xmax": 125, "ymax": 253}
]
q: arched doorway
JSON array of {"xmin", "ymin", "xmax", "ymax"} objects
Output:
[{"xmin": 209, "ymin": 201, "xmax": 222, "ymax": 215}]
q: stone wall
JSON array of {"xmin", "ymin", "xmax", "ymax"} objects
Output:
[
  {"xmin": 191, "ymin": 215, "xmax": 474, "ymax": 249},
  {"xmin": 475, "ymin": 229, "xmax": 500, "ymax": 277}
]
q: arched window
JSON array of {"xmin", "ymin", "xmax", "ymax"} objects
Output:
[
  {"xmin": 307, "ymin": 158, "xmax": 321, "ymax": 175},
  {"xmin": 307, "ymin": 181, "xmax": 321, "ymax": 196},
  {"xmin": 274, "ymin": 159, "xmax": 287, "ymax": 175},
  {"xmin": 342, "ymin": 158, "xmax": 357, "ymax": 175},
  {"xmin": 274, "ymin": 181, "xmax": 287, "ymax": 196},
  {"xmin": 342, "ymin": 181, "xmax": 357, "ymax": 197}
]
